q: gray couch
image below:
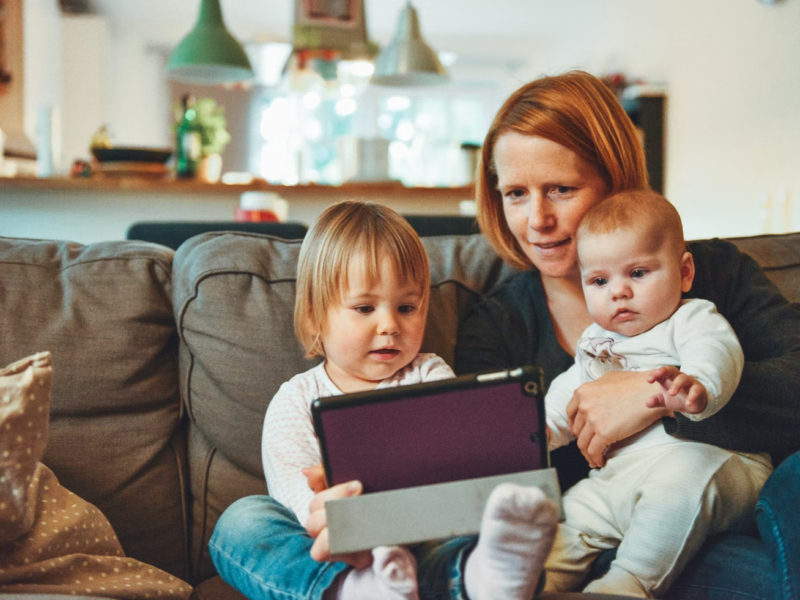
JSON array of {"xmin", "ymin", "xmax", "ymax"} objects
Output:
[{"xmin": 1, "ymin": 228, "xmax": 798, "ymax": 599}]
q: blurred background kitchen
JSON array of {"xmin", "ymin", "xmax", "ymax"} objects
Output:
[{"xmin": 1, "ymin": 0, "xmax": 798, "ymax": 243}]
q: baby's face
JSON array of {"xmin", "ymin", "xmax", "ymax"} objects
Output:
[
  {"xmin": 578, "ymin": 228, "xmax": 692, "ymax": 337},
  {"xmin": 320, "ymin": 255, "xmax": 426, "ymax": 393}
]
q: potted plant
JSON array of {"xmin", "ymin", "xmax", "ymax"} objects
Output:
[{"xmin": 174, "ymin": 96, "xmax": 230, "ymax": 182}]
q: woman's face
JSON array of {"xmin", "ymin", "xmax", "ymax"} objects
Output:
[{"xmin": 494, "ymin": 132, "xmax": 608, "ymax": 279}]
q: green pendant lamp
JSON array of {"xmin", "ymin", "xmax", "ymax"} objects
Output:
[
  {"xmin": 372, "ymin": 1, "xmax": 447, "ymax": 86},
  {"xmin": 166, "ymin": 0, "xmax": 254, "ymax": 84}
]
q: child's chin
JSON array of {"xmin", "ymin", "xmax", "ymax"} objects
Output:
[{"xmin": 613, "ymin": 322, "xmax": 654, "ymax": 337}]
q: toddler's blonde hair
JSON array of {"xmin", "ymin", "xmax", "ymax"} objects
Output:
[{"xmin": 294, "ymin": 201, "xmax": 430, "ymax": 358}]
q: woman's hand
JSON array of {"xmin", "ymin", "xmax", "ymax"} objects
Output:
[
  {"xmin": 566, "ymin": 371, "xmax": 672, "ymax": 468},
  {"xmin": 302, "ymin": 465, "xmax": 373, "ymax": 569}
]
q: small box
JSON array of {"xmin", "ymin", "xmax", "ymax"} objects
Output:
[
  {"xmin": 325, "ymin": 468, "xmax": 561, "ymax": 554},
  {"xmin": 236, "ymin": 191, "xmax": 288, "ymax": 222}
]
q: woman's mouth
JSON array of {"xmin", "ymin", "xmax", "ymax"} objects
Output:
[
  {"xmin": 531, "ymin": 238, "xmax": 572, "ymax": 254},
  {"xmin": 533, "ymin": 238, "xmax": 570, "ymax": 251}
]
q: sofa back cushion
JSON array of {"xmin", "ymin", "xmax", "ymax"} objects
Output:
[
  {"xmin": 172, "ymin": 231, "xmax": 515, "ymax": 581},
  {"xmin": 0, "ymin": 237, "xmax": 189, "ymax": 581},
  {"xmin": 728, "ymin": 232, "xmax": 800, "ymax": 302}
]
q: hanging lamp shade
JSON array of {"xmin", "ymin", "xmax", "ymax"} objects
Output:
[
  {"xmin": 372, "ymin": 1, "xmax": 447, "ymax": 86},
  {"xmin": 166, "ymin": 0, "xmax": 254, "ymax": 84}
]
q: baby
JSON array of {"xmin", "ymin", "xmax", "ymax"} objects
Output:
[{"xmin": 543, "ymin": 190, "xmax": 772, "ymax": 597}]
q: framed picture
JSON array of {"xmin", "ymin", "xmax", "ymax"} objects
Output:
[
  {"xmin": 298, "ymin": 0, "xmax": 360, "ymax": 26},
  {"xmin": 292, "ymin": 0, "xmax": 370, "ymax": 57}
]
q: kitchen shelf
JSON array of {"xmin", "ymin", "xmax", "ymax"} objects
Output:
[{"xmin": 0, "ymin": 175, "xmax": 473, "ymax": 200}]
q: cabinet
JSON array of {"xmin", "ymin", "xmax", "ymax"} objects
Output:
[{"xmin": 623, "ymin": 94, "xmax": 666, "ymax": 193}]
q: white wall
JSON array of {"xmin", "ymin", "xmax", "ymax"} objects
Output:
[
  {"xmin": 61, "ymin": 15, "xmax": 106, "ymax": 165},
  {"xmin": 54, "ymin": 0, "xmax": 800, "ymax": 238},
  {"xmin": 19, "ymin": 0, "xmax": 61, "ymax": 170},
  {"xmin": 427, "ymin": 0, "xmax": 800, "ymax": 239}
]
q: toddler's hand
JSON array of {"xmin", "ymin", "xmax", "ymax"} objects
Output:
[
  {"xmin": 646, "ymin": 366, "xmax": 707, "ymax": 414},
  {"xmin": 302, "ymin": 464, "xmax": 326, "ymax": 493},
  {"xmin": 305, "ymin": 477, "xmax": 372, "ymax": 569}
]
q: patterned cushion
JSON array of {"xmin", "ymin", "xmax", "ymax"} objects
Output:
[{"xmin": 0, "ymin": 352, "xmax": 191, "ymax": 598}]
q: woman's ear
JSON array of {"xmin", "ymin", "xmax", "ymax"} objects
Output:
[{"xmin": 680, "ymin": 251, "xmax": 695, "ymax": 293}]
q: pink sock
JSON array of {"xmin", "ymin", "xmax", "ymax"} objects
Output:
[{"xmin": 464, "ymin": 483, "xmax": 557, "ymax": 600}]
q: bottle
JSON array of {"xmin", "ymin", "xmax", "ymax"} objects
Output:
[{"xmin": 175, "ymin": 94, "xmax": 201, "ymax": 178}]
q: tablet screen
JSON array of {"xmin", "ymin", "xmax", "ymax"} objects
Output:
[{"xmin": 312, "ymin": 366, "xmax": 547, "ymax": 493}]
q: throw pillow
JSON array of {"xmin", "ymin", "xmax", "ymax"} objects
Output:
[
  {"xmin": 0, "ymin": 352, "xmax": 192, "ymax": 599},
  {"xmin": 0, "ymin": 351, "xmax": 51, "ymax": 545}
]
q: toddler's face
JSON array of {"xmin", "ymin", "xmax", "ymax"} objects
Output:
[
  {"xmin": 321, "ymin": 255, "xmax": 426, "ymax": 393},
  {"xmin": 578, "ymin": 227, "xmax": 693, "ymax": 337}
]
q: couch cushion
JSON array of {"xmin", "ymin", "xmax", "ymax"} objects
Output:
[
  {"xmin": 172, "ymin": 231, "xmax": 514, "ymax": 581},
  {"xmin": 726, "ymin": 232, "xmax": 800, "ymax": 303},
  {"xmin": 0, "ymin": 353, "xmax": 192, "ymax": 599},
  {"xmin": 0, "ymin": 237, "xmax": 189, "ymax": 581}
]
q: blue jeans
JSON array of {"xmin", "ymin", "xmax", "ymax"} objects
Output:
[
  {"xmin": 755, "ymin": 449, "xmax": 800, "ymax": 600},
  {"xmin": 209, "ymin": 495, "xmax": 476, "ymax": 600},
  {"xmin": 665, "ymin": 534, "xmax": 776, "ymax": 600}
]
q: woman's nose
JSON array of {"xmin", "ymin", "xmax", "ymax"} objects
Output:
[{"xmin": 527, "ymin": 198, "xmax": 554, "ymax": 231}]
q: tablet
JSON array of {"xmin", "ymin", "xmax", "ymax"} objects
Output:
[{"xmin": 312, "ymin": 365, "xmax": 548, "ymax": 493}]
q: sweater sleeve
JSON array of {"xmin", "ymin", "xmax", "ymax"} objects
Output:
[
  {"xmin": 544, "ymin": 365, "xmax": 580, "ymax": 450},
  {"xmin": 666, "ymin": 240, "xmax": 800, "ymax": 462},
  {"xmin": 261, "ymin": 378, "xmax": 319, "ymax": 525},
  {"xmin": 669, "ymin": 299, "xmax": 744, "ymax": 421}
]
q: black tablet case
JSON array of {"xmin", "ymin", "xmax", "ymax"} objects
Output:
[{"xmin": 312, "ymin": 366, "xmax": 548, "ymax": 493}]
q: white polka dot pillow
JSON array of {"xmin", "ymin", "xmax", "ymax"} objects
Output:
[{"xmin": 0, "ymin": 352, "xmax": 192, "ymax": 598}]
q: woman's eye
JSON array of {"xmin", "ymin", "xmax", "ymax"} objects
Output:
[
  {"xmin": 549, "ymin": 186, "xmax": 574, "ymax": 198},
  {"xmin": 502, "ymin": 188, "xmax": 527, "ymax": 202}
]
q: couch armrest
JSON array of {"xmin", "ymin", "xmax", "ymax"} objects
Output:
[{"xmin": 756, "ymin": 449, "xmax": 800, "ymax": 600}]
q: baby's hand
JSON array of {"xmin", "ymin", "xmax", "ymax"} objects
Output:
[{"xmin": 645, "ymin": 366, "xmax": 708, "ymax": 414}]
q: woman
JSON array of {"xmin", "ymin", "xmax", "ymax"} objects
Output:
[
  {"xmin": 211, "ymin": 71, "xmax": 800, "ymax": 599},
  {"xmin": 455, "ymin": 70, "xmax": 800, "ymax": 597}
]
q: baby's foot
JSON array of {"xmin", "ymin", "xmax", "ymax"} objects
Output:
[
  {"xmin": 465, "ymin": 483, "xmax": 557, "ymax": 600},
  {"xmin": 334, "ymin": 545, "xmax": 419, "ymax": 600}
]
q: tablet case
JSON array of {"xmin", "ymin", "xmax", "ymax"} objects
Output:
[{"xmin": 312, "ymin": 365, "xmax": 548, "ymax": 493}]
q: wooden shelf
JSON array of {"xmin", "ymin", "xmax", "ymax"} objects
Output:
[{"xmin": 0, "ymin": 175, "xmax": 474, "ymax": 200}]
